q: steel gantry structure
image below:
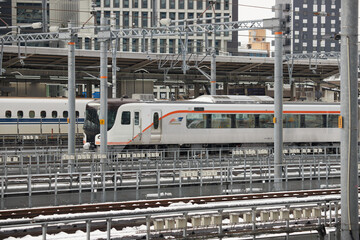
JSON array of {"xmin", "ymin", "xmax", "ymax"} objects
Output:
[{"xmin": 0, "ymin": 16, "xmax": 283, "ymax": 172}]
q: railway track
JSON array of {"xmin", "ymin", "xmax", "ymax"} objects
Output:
[{"xmin": 0, "ymin": 188, "xmax": 343, "ymax": 220}]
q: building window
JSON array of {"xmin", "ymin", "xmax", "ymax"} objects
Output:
[
  {"xmin": 169, "ymin": 12, "xmax": 175, "ymax": 20},
  {"xmin": 133, "ymin": 0, "xmax": 138, "ymax": 8},
  {"xmin": 224, "ymin": 0, "xmax": 229, "ymax": 10},
  {"xmin": 142, "ymin": 0, "xmax": 147, "ymax": 8},
  {"xmin": 123, "ymin": 39, "xmax": 129, "ymax": 51},
  {"xmin": 188, "ymin": 0, "xmax": 194, "ymax": 9},
  {"xmin": 85, "ymin": 38, "xmax": 91, "ymax": 50},
  {"xmin": 215, "ymin": 0, "xmax": 221, "ymax": 10},
  {"xmin": 179, "ymin": 0, "xmax": 184, "ymax": 9},
  {"xmin": 160, "ymin": 0, "xmax": 166, "ymax": 8},
  {"xmin": 114, "ymin": 0, "xmax": 120, "ymax": 7},
  {"xmin": 169, "ymin": 39, "xmax": 175, "ymax": 53},
  {"xmin": 133, "ymin": 12, "xmax": 139, "ymax": 27},
  {"xmin": 104, "ymin": 0, "xmax": 110, "ymax": 7},
  {"xmin": 123, "ymin": 11, "xmax": 129, "ymax": 27},
  {"xmin": 132, "ymin": 39, "xmax": 139, "ymax": 52},
  {"xmin": 142, "ymin": 12, "xmax": 148, "ymax": 27},
  {"xmin": 169, "ymin": 0, "xmax": 175, "ymax": 9},
  {"xmin": 123, "ymin": 0, "xmax": 128, "ymax": 8},
  {"xmin": 197, "ymin": 0, "xmax": 203, "ymax": 9},
  {"xmin": 151, "ymin": 39, "xmax": 157, "ymax": 52},
  {"xmin": 17, "ymin": 3, "xmax": 43, "ymax": 24},
  {"xmin": 160, "ymin": 39, "xmax": 166, "ymax": 53}
]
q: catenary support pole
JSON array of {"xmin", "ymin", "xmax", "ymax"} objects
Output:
[
  {"xmin": 210, "ymin": 14, "xmax": 216, "ymax": 96},
  {"xmin": 111, "ymin": 13, "xmax": 117, "ymax": 98},
  {"xmin": 340, "ymin": 0, "xmax": 359, "ymax": 239},
  {"xmin": 100, "ymin": 16, "xmax": 108, "ymax": 171},
  {"xmin": 274, "ymin": 3, "xmax": 283, "ymax": 191},
  {"xmin": 67, "ymin": 20, "xmax": 76, "ymax": 173}
]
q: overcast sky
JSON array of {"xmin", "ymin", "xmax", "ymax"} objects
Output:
[{"xmin": 238, "ymin": 0, "xmax": 275, "ymax": 45}]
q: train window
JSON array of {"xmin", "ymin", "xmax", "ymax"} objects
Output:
[
  {"xmin": 284, "ymin": 114, "xmax": 300, "ymax": 128},
  {"xmin": 63, "ymin": 111, "xmax": 68, "ymax": 118},
  {"xmin": 17, "ymin": 111, "xmax": 23, "ymax": 119},
  {"xmin": 259, "ymin": 114, "xmax": 274, "ymax": 128},
  {"xmin": 305, "ymin": 114, "xmax": 322, "ymax": 128},
  {"xmin": 235, "ymin": 114, "xmax": 255, "ymax": 128},
  {"xmin": 41, "ymin": 111, "xmax": 46, "ymax": 118},
  {"xmin": 52, "ymin": 111, "xmax": 58, "ymax": 118},
  {"xmin": 134, "ymin": 112, "xmax": 139, "ymax": 125},
  {"xmin": 121, "ymin": 111, "xmax": 131, "ymax": 125},
  {"xmin": 153, "ymin": 112, "xmax": 159, "ymax": 129},
  {"xmin": 211, "ymin": 114, "xmax": 231, "ymax": 128},
  {"xmin": 327, "ymin": 114, "xmax": 339, "ymax": 128},
  {"xmin": 29, "ymin": 111, "xmax": 35, "ymax": 118},
  {"xmin": 186, "ymin": 114, "xmax": 205, "ymax": 128},
  {"xmin": 76, "ymin": 111, "xmax": 79, "ymax": 118},
  {"xmin": 5, "ymin": 110, "xmax": 11, "ymax": 118}
]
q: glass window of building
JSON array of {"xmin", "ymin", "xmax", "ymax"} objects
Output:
[
  {"xmin": 169, "ymin": 12, "xmax": 175, "ymax": 20},
  {"xmin": 196, "ymin": 40, "xmax": 203, "ymax": 53},
  {"xmin": 104, "ymin": 0, "xmax": 110, "ymax": 7},
  {"xmin": 16, "ymin": 3, "xmax": 43, "ymax": 24},
  {"xmin": 188, "ymin": 12, "xmax": 194, "ymax": 23},
  {"xmin": 115, "ymin": 11, "xmax": 120, "ymax": 27},
  {"xmin": 178, "ymin": 12, "xmax": 185, "ymax": 25},
  {"xmin": 169, "ymin": 0, "xmax": 175, "ymax": 9},
  {"xmin": 197, "ymin": 0, "xmax": 202, "ymax": 9},
  {"xmin": 160, "ymin": 12, "xmax": 167, "ymax": 20},
  {"xmin": 160, "ymin": 39, "xmax": 166, "ymax": 53},
  {"xmin": 216, "ymin": 0, "xmax": 221, "ymax": 9},
  {"xmin": 151, "ymin": 39, "xmax": 157, "ymax": 52},
  {"xmin": 160, "ymin": 0, "xmax": 166, "ymax": 9},
  {"xmin": 114, "ymin": 0, "xmax": 119, "ymax": 7},
  {"xmin": 142, "ymin": 12, "xmax": 148, "ymax": 27},
  {"xmin": 85, "ymin": 38, "xmax": 91, "ymax": 50},
  {"xmin": 178, "ymin": 39, "xmax": 182, "ymax": 53},
  {"xmin": 96, "ymin": 0, "xmax": 100, "ymax": 7},
  {"xmin": 123, "ymin": 39, "xmax": 129, "ymax": 51},
  {"xmin": 123, "ymin": 11, "xmax": 129, "ymax": 27},
  {"xmin": 132, "ymin": 0, "xmax": 138, "ymax": 8},
  {"xmin": 133, "ymin": 12, "xmax": 139, "ymax": 27},
  {"xmin": 188, "ymin": 40, "xmax": 193, "ymax": 53},
  {"xmin": 224, "ymin": 0, "xmax": 229, "ymax": 10},
  {"xmin": 123, "ymin": 0, "xmax": 128, "ymax": 8},
  {"xmin": 169, "ymin": 39, "xmax": 175, "ymax": 53},
  {"xmin": 142, "ymin": 0, "xmax": 147, "ymax": 8},
  {"xmin": 132, "ymin": 39, "xmax": 139, "ymax": 52},
  {"xmin": 104, "ymin": 11, "xmax": 110, "ymax": 18},
  {"xmin": 179, "ymin": 0, "xmax": 184, "ymax": 9},
  {"xmin": 188, "ymin": 0, "xmax": 194, "ymax": 9}
]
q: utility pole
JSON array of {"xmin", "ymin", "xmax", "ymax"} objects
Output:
[
  {"xmin": 340, "ymin": 0, "xmax": 359, "ymax": 238},
  {"xmin": 99, "ymin": 16, "xmax": 108, "ymax": 171},
  {"xmin": 67, "ymin": 20, "xmax": 76, "ymax": 173},
  {"xmin": 274, "ymin": 3, "xmax": 284, "ymax": 191}
]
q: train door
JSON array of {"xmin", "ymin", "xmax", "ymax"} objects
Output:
[
  {"xmin": 150, "ymin": 110, "xmax": 162, "ymax": 142},
  {"xmin": 132, "ymin": 110, "xmax": 142, "ymax": 142}
]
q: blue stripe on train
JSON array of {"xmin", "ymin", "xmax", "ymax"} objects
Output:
[{"xmin": 0, "ymin": 118, "xmax": 85, "ymax": 124}]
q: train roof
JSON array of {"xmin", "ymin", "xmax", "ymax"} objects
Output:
[{"xmin": 190, "ymin": 95, "xmax": 274, "ymax": 104}]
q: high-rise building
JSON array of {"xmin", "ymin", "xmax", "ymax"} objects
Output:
[
  {"xmin": 277, "ymin": 0, "xmax": 341, "ymax": 54},
  {"xmin": 92, "ymin": 0, "xmax": 239, "ymax": 55}
]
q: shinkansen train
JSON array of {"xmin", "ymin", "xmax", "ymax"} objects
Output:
[
  {"xmin": 83, "ymin": 95, "xmax": 346, "ymax": 150},
  {"xmin": 0, "ymin": 98, "xmax": 91, "ymax": 145}
]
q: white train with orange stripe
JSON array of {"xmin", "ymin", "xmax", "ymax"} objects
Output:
[{"xmin": 83, "ymin": 95, "xmax": 344, "ymax": 150}]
